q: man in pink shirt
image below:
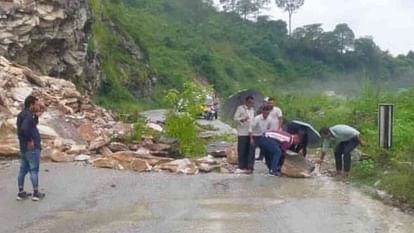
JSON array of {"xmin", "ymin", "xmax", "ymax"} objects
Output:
[{"xmin": 257, "ymin": 129, "xmax": 301, "ymax": 176}]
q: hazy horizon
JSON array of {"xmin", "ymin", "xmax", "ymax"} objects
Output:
[{"xmin": 265, "ymin": 0, "xmax": 414, "ymax": 56}]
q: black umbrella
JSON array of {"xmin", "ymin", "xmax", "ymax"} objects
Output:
[
  {"xmin": 283, "ymin": 120, "xmax": 321, "ymax": 148},
  {"xmin": 221, "ymin": 89, "xmax": 264, "ymax": 123}
]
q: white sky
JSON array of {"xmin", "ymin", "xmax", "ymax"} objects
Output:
[{"xmin": 264, "ymin": 0, "xmax": 414, "ymax": 56}]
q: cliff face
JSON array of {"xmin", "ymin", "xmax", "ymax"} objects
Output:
[{"xmin": 0, "ymin": 0, "xmax": 100, "ymax": 91}]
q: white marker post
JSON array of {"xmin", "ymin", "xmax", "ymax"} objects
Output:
[{"xmin": 378, "ymin": 104, "xmax": 393, "ymax": 149}]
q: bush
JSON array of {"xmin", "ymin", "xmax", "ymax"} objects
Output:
[
  {"xmin": 352, "ymin": 159, "xmax": 376, "ymax": 179},
  {"xmin": 130, "ymin": 116, "xmax": 160, "ymax": 143},
  {"xmin": 164, "ymin": 112, "xmax": 205, "ymax": 156},
  {"xmin": 163, "ymin": 81, "xmax": 211, "ymax": 157}
]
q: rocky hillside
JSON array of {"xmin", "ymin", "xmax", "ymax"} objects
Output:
[
  {"xmin": 0, "ymin": 55, "xmax": 121, "ymax": 157},
  {"xmin": 0, "ymin": 0, "xmax": 102, "ymax": 91}
]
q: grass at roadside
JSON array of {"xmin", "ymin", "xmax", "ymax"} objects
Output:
[{"xmin": 282, "ymin": 83, "xmax": 414, "ymax": 207}]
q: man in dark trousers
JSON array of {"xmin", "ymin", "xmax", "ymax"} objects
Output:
[
  {"xmin": 233, "ymin": 96, "xmax": 255, "ymax": 173},
  {"xmin": 318, "ymin": 124, "xmax": 365, "ymax": 177},
  {"xmin": 16, "ymin": 95, "xmax": 45, "ymax": 201}
]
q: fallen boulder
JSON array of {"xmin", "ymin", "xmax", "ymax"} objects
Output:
[
  {"xmin": 98, "ymin": 146, "xmax": 113, "ymax": 157},
  {"xmin": 74, "ymin": 154, "xmax": 91, "ymax": 162},
  {"xmin": 226, "ymin": 144, "xmax": 238, "ymax": 164},
  {"xmin": 130, "ymin": 159, "xmax": 151, "ymax": 172},
  {"xmin": 0, "ymin": 121, "xmax": 20, "ymax": 157},
  {"xmin": 196, "ymin": 155, "xmax": 218, "ymax": 165},
  {"xmin": 108, "ymin": 142, "xmax": 129, "ymax": 152},
  {"xmin": 66, "ymin": 144, "xmax": 88, "ymax": 155},
  {"xmin": 89, "ymin": 136, "xmax": 111, "ymax": 151},
  {"xmin": 196, "ymin": 155, "xmax": 221, "ymax": 173},
  {"xmin": 0, "ymin": 141, "xmax": 20, "ymax": 157},
  {"xmin": 155, "ymin": 158, "xmax": 199, "ymax": 175},
  {"xmin": 281, "ymin": 151, "xmax": 315, "ymax": 178},
  {"xmin": 147, "ymin": 122, "xmax": 163, "ymax": 132},
  {"xmin": 49, "ymin": 150, "xmax": 74, "ymax": 163},
  {"xmin": 207, "ymin": 141, "xmax": 232, "ymax": 158},
  {"xmin": 92, "ymin": 157, "xmax": 122, "ymax": 170},
  {"xmin": 143, "ymin": 143, "xmax": 171, "ymax": 157}
]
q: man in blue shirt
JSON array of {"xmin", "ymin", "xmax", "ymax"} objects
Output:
[{"xmin": 16, "ymin": 95, "xmax": 45, "ymax": 201}]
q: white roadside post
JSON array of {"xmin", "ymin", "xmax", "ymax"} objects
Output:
[{"xmin": 378, "ymin": 104, "xmax": 393, "ymax": 149}]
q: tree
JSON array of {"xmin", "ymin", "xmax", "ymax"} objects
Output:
[
  {"xmin": 353, "ymin": 36, "xmax": 381, "ymax": 67},
  {"xmin": 292, "ymin": 23, "xmax": 323, "ymax": 49},
  {"xmin": 220, "ymin": 0, "xmax": 270, "ymax": 19},
  {"xmin": 220, "ymin": 0, "xmax": 238, "ymax": 12},
  {"xmin": 275, "ymin": 0, "xmax": 305, "ymax": 35},
  {"xmin": 256, "ymin": 17, "xmax": 288, "ymax": 41},
  {"xmin": 333, "ymin": 23, "xmax": 355, "ymax": 54},
  {"xmin": 236, "ymin": 0, "xmax": 257, "ymax": 19},
  {"xmin": 406, "ymin": 51, "xmax": 414, "ymax": 60},
  {"xmin": 252, "ymin": 0, "xmax": 271, "ymax": 19},
  {"xmin": 319, "ymin": 31, "xmax": 339, "ymax": 54},
  {"xmin": 289, "ymin": 24, "xmax": 325, "ymax": 60}
]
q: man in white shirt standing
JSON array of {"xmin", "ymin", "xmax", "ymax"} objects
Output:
[
  {"xmin": 233, "ymin": 96, "xmax": 255, "ymax": 173},
  {"xmin": 248, "ymin": 105, "xmax": 272, "ymax": 172},
  {"xmin": 267, "ymin": 97, "xmax": 283, "ymax": 130}
]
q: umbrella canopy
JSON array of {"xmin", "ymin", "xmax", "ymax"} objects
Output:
[
  {"xmin": 283, "ymin": 120, "xmax": 321, "ymax": 148},
  {"xmin": 221, "ymin": 89, "xmax": 264, "ymax": 123}
]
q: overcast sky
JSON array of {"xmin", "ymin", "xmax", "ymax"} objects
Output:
[{"xmin": 263, "ymin": 0, "xmax": 414, "ymax": 56}]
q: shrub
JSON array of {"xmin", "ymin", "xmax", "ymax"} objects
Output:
[
  {"xmin": 352, "ymin": 159, "xmax": 376, "ymax": 179},
  {"xmin": 164, "ymin": 112, "xmax": 205, "ymax": 156},
  {"xmin": 163, "ymin": 81, "xmax": 212, "ymax": 157}
]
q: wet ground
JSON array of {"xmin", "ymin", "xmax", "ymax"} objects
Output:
[{"xmin": 1, "ymin": 162, "xmax": 414, "ymax": 233}]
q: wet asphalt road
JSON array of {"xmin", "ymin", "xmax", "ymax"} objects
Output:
[{"xmin": 1, "ymin": 162, "xmax": 414, "ymax": 233}]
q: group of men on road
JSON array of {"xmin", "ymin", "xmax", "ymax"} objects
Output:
[
  {"xmin": 13, "ymin": 93, "xmax": 365, "ymax": 201},
  {"xmin": 234, "ymin": 95, "xmax": 365, "ymax": 177}
]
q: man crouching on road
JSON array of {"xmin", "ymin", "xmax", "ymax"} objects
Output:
[
  {"xmin": 258, "ymin": 129, "xmax": 301, "ymax": 176},
  {"xmin": 318, "ymin": 124, "xmax": 366, "ymax": 177},
  {"xmin": 16, "ymin": 95, "xmax": 45, "ymax": 201}
]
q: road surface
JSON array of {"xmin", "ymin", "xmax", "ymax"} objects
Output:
[{"xmin": 1, "ymin": 162, "xmax": 413, "ymax": 233}]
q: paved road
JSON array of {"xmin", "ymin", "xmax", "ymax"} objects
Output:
[
  {"xmin": 1, "ymin": 162, "xmax": 413, "ymax": 233},
  {"xmin": 141, "ymin": 109, "xmax": 236, "ymax": 135}
]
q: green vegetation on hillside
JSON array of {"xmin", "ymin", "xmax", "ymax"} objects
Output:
[
  {"xmin": 89, "ymin": 0, "xmax": 158, "ymax": 113},
  {"xmin": 90, "ymin": 0, "xmax": 414, "ymax": 107}
]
